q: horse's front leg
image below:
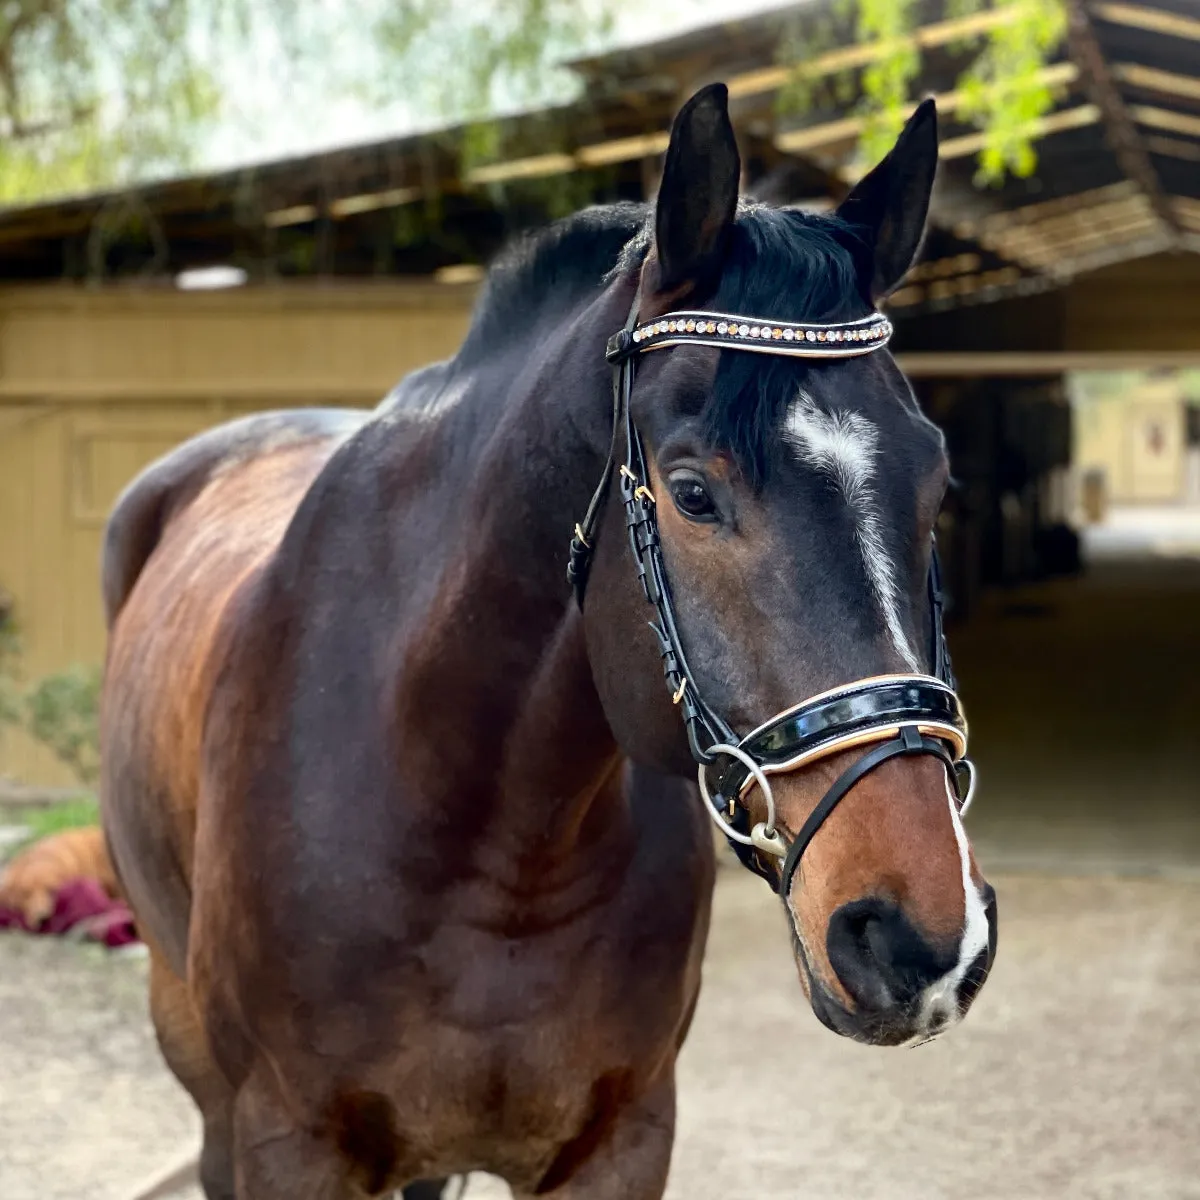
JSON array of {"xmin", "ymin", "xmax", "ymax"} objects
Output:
[{"xmin": 521, "ymin": 1074, "xmax": 676, "ymax": 1200}]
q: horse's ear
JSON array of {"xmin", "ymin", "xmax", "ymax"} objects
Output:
[
  {"xmin": 653, "ymin": 83, "xmax": 740, "ymax": 293},
  {"xmin": 835, "ymin": 98, "xmax": 939, "ymax": 301}
]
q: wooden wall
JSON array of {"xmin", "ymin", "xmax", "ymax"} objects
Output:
[
  {"xmin": 896, "ymin": 253, "xmax": 1200, "ymax": 358},
  {"xmin": 0, "ymin": 282, "xmax": 473, "ymax": 784},
  {"xmin": 1063, "ymin": 254, "xmax": 1200, "ymax": 355}
]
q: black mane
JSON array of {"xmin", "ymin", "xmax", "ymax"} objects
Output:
[
  {"xmin": 458, "ymin": 198, "xmax": 873, "ymax": 482},
  {"xmin": 457, "ymin": 202, "xmax": 648, "ymax": 364}
]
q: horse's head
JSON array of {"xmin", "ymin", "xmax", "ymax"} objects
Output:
[{"xmin": 581, "ymin": 85, "xmax": 996, "ymax": 1046}]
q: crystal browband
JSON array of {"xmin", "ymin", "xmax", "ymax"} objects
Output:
[{"xmin": 619, "ymin": 309, "xmax": 893, "ymax": 359}]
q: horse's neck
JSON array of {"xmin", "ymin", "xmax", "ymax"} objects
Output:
[{"xmin": 398, "ymin": 278, "xmax": 635, "ymax": 869}]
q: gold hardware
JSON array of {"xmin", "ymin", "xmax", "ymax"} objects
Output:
[
  {"xmin": 672, "ymin": 679, "xmax": 687, "ymax": 705},
  {"xmin": 574, "ymin": 523, "xmax": 590, "ymax": 548},
  {"xmin": 620, "ymin": 465, "xmax": 655, "ymax": 504}
]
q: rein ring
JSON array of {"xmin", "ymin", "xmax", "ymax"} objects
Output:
[
  {"xmin": 698, "ymin": 743, "xmax": 787, "ymax": 858},
  {"xmin": 955, "ymin": 758, "xmax": 978, "ymax": 818}
]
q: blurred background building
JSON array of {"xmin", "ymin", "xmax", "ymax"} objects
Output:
[{"xmin": 0, "ymin": 0, "xmax": 1197, "ymax": 786}]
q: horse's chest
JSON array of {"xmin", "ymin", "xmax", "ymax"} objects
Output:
[
  {"xmin": 415, "ymin": 908, "xmax": 692, "ymax": 1080},
  {"xmin": 263, "ymin": 887, "xmax": 701, "ymax": 1182},
  {"xmin": 401, "ymin": 927, "xmax": 681, "ymax": 1168}
]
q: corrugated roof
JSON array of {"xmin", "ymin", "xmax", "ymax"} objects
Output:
[{"xmin": 0, "ymin": 0, "xmax": 1193, "ymax": 308}]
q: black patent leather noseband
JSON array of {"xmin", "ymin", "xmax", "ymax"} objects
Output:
[{"xmin": 568, "ymin": 293, "xmax": 976, "ymax": 894}]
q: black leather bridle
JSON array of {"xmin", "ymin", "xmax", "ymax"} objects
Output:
[{"xmin": 568, "ymin": 292, "xmax": 976, "ymax": 895}]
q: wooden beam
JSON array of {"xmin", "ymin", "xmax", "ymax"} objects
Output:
[
  {"xmin": 961, "ymin": 189, "xmax": 1161, "ymax": 271},
  {"xmin": 937, "ymin": 104, "xmax": 1100, "ymax": 160},
  {"xmin": 1033, "ymin": 213, "xmax": 1160, "ymax": 255},
  {"xmin": 775, "ymin": 63, "xmax": 1078, "ymax": 155},
  {"xmin": 1012, "ymin": 201, "xmax": 1153, "ymax": 241},
  {"xmin": 1113, "ymin": 63, "xmax": 1200, "ymax": 104},
  {"xmin": 987, "ymin": 225, "xmax": 1160, "ymax": 274},
  {"xmin": 905, "ymin": 253, "xmax": 983, "ymax": 282},
  {"xmin": 264, "ymin": 204, "xmax": 318, "ymax": 228},
  {"xmin": 898, "ymin": 351, "xmax": 1200, "ymax": 377},
  {"xmin": 1091, "ymin": 2, "xmax": 1200, "ymax": 42},
  {"xmin": 775, "ymin": 115, "xmax": 863, "ymax": 155},
  {"xmin": 989, "ymin": 202, "xmax": 1155, "ymax": 250},
  {"xmin": 0, "ymin": 379, "xmax": 401, "ymax": 405},
  {"xmin": 837, "ymin": 104, "xmax": 1100, "ymax": 182},
  {"xmin": 465, "ymin": 153, "xmax": 575, "ymax": 185},
  {"xmin": 1146, "ymin": 134, "xmax": 1200, "ymax": 162},
  {"xmin": 1130, "ymin": 104, "xmax": 1200, "ymax": 139},
  {"xmin": 0, "ymin": 281, "xmax": 477, "ymax": 312},
  {"xmin": 459, "ymin": 130, "xmax": 672, "ymax": 188},
  {"xmin": 433, "ymin": 264, "xmax": 487, "ymax": 284},
  {"xmin": 1174, "ymin": 196, "xmax": 1200, "ymax": 233},
  {"xmin": 953, "ymin": 181, "xmax": 1139, "ymax": 237},
  {"xmin": 1038, "ymin": 230, "xmax": 1175, "ymax": 276},
  {"xmin": 328, "ymin": 186, "xmax": 421, "ymax": 217},
  {"xmin": 576, "ymin": 132, "xmax": 670, "ymax": 167},
  {"xmin": 726, "ymin": 5, "xmax": 1033, "ymax": 101},
  {"xmin": 922, "ymin": 266, "xmax": 1025, "ymax": 302},
  {"xmin": 887, "ymin": 285, "xmax": 924, "ymax": 308},
  {"xmin": 988, "ymin": 208, "xmax": 1156, "ymax": 255},
  {"xmin": 1065, "ymin": 0, "xmax": 1182, "ymax": 244},
  {"xmin": 921, "ymin": 229, "xmax": 1176, "ymax": 295}
]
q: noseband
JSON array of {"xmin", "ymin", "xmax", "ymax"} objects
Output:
[{"xmin": 567, "ymin": 293, "xmax": 977, "ymax": 895}]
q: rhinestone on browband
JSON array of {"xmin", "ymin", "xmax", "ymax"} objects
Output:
[{"xmin": 626, "ymin": 309, "xmax": 893, "ymax": 359}]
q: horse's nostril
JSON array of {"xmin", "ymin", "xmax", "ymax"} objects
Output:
[
  {"xmin": 957, "ymin": 947, "xmax": 991, "ymax": 1008},
  {"xmin": 826, "ymin": 898, "xmax": 957, "ymax": 1012}
]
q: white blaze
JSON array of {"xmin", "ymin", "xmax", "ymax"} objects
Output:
[{"xmin": 782, "ymin": 393, "xmax": 921, "ymax": 671}]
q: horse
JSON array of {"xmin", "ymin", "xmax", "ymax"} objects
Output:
[{"xmin": 100, "ymin": 84, "xmax": 997, "ymax": 1199}]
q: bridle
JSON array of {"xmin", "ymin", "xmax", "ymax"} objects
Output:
[{"xmin": 567, "ymin": 290, "xmax": 977, "ymax": 895}]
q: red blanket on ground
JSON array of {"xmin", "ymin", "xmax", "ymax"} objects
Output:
[{"xmin": 0, "ymin": 878, "xmax": 139, "ymax": 947}]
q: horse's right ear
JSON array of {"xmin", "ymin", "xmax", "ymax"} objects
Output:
[
  {"xmin": 835, "ymin": 98, "xmax": 939, "ymax": 301},
  {"xmin": 653, "ymin": 83, "xmax": 740, "ymax": 293}
]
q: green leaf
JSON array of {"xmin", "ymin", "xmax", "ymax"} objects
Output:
[
  {"xmin": 953, "ymin": 0, "xmax": 1069, "ymax": 186},
  {"xmin": 774, "ymin": 0, "xmax": 1067, "ymax": 188}
]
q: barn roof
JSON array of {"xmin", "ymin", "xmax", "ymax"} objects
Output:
[{"xmin": 0, "ymin": 0, "xmax": 1195, "ymax": 321}]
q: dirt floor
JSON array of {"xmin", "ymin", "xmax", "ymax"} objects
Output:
[
  {"xmin": 2, "ymin": 869, "xmax": 1198, "ymax": 1200},
  {"xmin": 2, "ymin": 545, "xmax": 1199, "ymax": 1200}
]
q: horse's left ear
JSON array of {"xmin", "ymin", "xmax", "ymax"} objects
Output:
[
  {"xmin": 836, "ymin": 98, "xmax": 939, "ymax": 301},
  {"xmin": 653, "ymin": 83, "xmax": 741, "ymax": 293}
]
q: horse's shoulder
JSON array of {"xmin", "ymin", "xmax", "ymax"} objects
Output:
[{"xmin": 101, "ymin": 408, "xmax": 366, "ymax": 626}]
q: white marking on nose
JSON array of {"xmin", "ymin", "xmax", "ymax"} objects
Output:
[
  {"xmin": 946, "ymin": 773, "xmax": 991, "ymax": 977},
  {"xmin": 907, "ymin": 777, "xmax": 991, "ymax": 1043},
  {"xmin": 782, "ymin": 394, "xmax": 921, "ymax": 671}
]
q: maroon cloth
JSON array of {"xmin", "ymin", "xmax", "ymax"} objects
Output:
[{"xmin": 0, "ymin": 878, "xmax": 139, "ymax": 948}]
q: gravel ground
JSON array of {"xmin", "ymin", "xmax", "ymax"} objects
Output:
[
  {"xmin": 0, "ymin": 936, "xmax": 196, "ymax": 1200},
  {"xmin": 2, "ymin": 867, "xmax": 1199, "ymax": 1200}
]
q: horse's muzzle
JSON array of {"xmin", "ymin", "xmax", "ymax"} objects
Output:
[{"xmin": 799, "ymin": 883, "xmax": 998, "ymax": 1047}]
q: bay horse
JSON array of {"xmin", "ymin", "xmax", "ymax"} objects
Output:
[{"xmin": 101, "ymin": 85, "xmax": 996, "ymax": 1199}]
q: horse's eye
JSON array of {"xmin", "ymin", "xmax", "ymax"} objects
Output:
[{"xmin": 669, "ymin": 474, "xmax": 717, "ymax": 521}]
